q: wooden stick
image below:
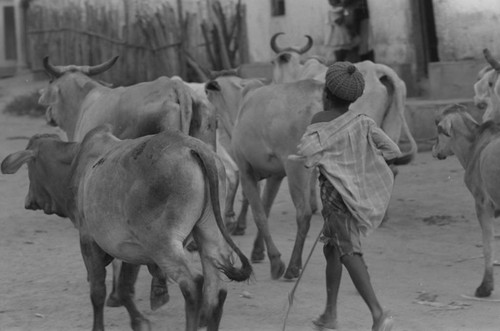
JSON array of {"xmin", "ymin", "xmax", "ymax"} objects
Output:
[{"xmin": 282, "ymin": 228, "xmax": 323, "ymax": 331}]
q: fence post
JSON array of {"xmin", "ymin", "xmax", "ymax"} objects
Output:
[{"xmin": 176, "ymin": 0, "xmax": 187, "ymax": 79}]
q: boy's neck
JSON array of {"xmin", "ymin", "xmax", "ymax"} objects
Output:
[{"xmin": 329, "ymin": 105, "xmax": 349, "ymax": 114}]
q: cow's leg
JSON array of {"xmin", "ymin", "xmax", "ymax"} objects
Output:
[
  {"xmin": 234, "ymin": 181, "xmax": 262, "ymax": 236},
  {"xmin": 106, "ymin": 260, "xmax": 122, "ymax": 307},
  {"xmin": 283, "ymin": 161, "xmax": 313, "ymax": 279},
  {"xmin": 219, "ymin": 145, "xmax": 239, "ymax": 230},
  {"xmin": 193, "ymin": 223, "xmax": 230, "ymax": 331},
  {"xmin": 117, "ymin": 262, "xmax": 151, "ymax": 331},
  {"xmin": 239, "ymin": 165, "xmax": 285, "ymax": 279},
  {"xmin": 146, "ymin": 264, "xmax": 170, "ymax": 311},
  {"xmin": 251, "ymin": 176, "xmax": 284, "ymax": 263},
  {"xmin": 156, "ymin": 247, "xmax": 203, "ymax": 331},
  {"xmin": 309, "ymin": 168, "xmax": 318, "ymax": 214},
  {"xmin": 233, "ymin": 192, "xmax": 250, "ymax": 236},
  {"xmin": 474, "ymin": 201, "xmax": 495, "ymax": 297},
  {"xmin": 79, "ymin": 235, "xmax": 113, "ymax": 331}
]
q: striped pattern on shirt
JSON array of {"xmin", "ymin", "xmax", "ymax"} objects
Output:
[{"xmin": 297, "ymin": 112, "xmax": 401, "ymax": 235}]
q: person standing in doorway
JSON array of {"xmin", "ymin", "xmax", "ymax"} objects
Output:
[
  {"xmin": 344, "ymin": 0, "xmax": 375, "ymax": 62},
  {"xmin": 324, "ymin": 0, "xmax": 355, "ymax": 63}
]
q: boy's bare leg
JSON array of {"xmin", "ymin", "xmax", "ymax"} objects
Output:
[
  {"xmin": 342, "ymin": 254, "xmax": 392, "ymax": 331},
  {"xmin": 314, "ymin": 244, "xmax": 341, "ymax": 329}
]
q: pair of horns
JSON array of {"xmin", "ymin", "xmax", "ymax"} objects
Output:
[
  {"xmin": 484, "ymin": 48, "xmax": 500, "ymax": 71},
  {"xmin": 270, "ymin": 32, "xmax": 313, "ymax": 54},
  {"xmin": 43, "ymin": 56, "xmax": 119, "ymax": 78}
]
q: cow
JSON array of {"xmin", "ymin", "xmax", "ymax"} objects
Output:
[
  {"xmin": 270, "ymin": 32, "xmax": 418, "ymax": 165},
  {"xmin": 1, "ymin": 126, "xmax": 252, "ymax": 331},
  {"xmin": 207, "ymin": 76, "xmax": 324, "ymax": 280},
  {"xmin": 432, "ymin": 103, "xmax": 498, "ymax": 298},
  {"xmin": 474, "ymin": 48, "xmax": 500, "ymax": 123},
  {"xmin": 39, "ymin": 57, "xmax": 217, "ymax": 311},
  {"xmin": 170, "ymin": 76, "xmax": 242, "ymax": 229}
]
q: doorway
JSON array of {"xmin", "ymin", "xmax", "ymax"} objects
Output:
[
  {"xmin": 413, "ymin": 0, "xmax": 439, "ymax": 78},
  {"xmin": 0, "ymin": 0, "xmax": 18, "ymax": 76}
]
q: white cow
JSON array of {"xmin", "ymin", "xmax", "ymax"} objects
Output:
[
  {"xmin": 474, "ymin": 48, "xmax": 500, "ymax": 123},
  {"xmin": 270, "ymin": 32, "xmax": 418, "ymax": 164},
  {"xmin": 432, "ymin": 104, "xmax": 499, "ymax": 298}
]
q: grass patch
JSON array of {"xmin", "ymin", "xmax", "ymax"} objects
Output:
[{"xmin": 3, "ymin": 91, "xmax": 47, "ymax": 117}]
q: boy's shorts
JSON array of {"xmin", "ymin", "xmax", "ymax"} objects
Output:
[{"xmin": 319, "ymin": 174, "xmax": 362, "ymax": 257}]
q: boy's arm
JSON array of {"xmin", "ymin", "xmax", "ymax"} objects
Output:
[
  {"xmin": 289, "ymin": 129, "xmax": 324, "ymax": 168},
  {"xmin": 370, "ymin": 124, "xmax": 402, "ymax": 161}
]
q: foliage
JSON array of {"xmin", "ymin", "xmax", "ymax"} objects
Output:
[{"xmin": 3, "ymin": 91, "xmax": 47, "ymax": 118}]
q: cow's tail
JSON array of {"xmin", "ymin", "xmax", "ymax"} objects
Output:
[
  {"xmin": 378, "ymin": 64, "xmax": 418, "ymax": 165},
  {"xmin": 190, "ymin": 148, "xmax": 253, "ymax": 282}
]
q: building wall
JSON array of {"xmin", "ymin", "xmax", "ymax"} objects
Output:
[
  {"xmin": 433, "ymin": 0, "xmax": 500, "ymax": 61},
  {"xmin": 243, "ymin": 0, "xmax": 330, "ymax": 62},
  {"xmin": 368, "ymin": 0, "xmax": 414, "ymax": 66}
]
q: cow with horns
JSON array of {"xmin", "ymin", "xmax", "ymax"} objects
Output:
[
  {"xmin": 270, "ymin": 32, "xmax": 417, "ymax": 167},
  {"xmin": 2, "ymin": 126, "xmax": 252, "ymax": 330},
  {"xmin": 39, "ymin": 56, "xmax": 217, "ymax": 312}
]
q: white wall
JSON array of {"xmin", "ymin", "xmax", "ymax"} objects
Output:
[
  {"xmin": 368, "ymin": 0, "xmax": 414, "ymax": 65},
  {"xmin": 433, "ymin": 0, "xmax": 500, "ymax": 61},
  {"xmin": 243, "ymin": 0, "xmax": 330, "ymax": 62}
]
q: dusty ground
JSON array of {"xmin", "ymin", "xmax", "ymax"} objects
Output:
[{"xmin": 0, "ymin": 75, "xmax": 499, "ymax": 331}]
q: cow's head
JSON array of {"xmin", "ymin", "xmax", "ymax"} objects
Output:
[
  {"xmin": 205, "ymin": 75, "xmax": 265, "ymax": 138},
  {"xmin": 432, "ymin": 104, "xmax": 479, "ymax": 160},
  {"xmin": 474, "ymin": 49, "xmax": 500, "ymax": 122},
  {"xmin": 39, "ymin": 56, "xmax": 118, "ymax": 139},
  {"xmin": 1, "ymin": 134, "xmax": 78, "ymax": 217},
  {"xmin": 270, "ymin": 32, "xmax": 313, "ymax": 83}
]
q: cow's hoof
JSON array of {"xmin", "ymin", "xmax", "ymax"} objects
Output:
[
  {"xmin": 106, "ymin": 293, "xmax": 122, "ymax": 307},
  {"xmin": 131, "ymin": 317, "xmax": 152, "ymax": 331},
  {"xmin": 232, "ymin": 226, "xmax": 246, "ymax": 236},
  {"xmin": 199, "ymin": 310, "xmax": 207, "ymax": 328},
  {"xmin": 150, "ymin": 290, "xmax": 169, "ymax": 311},
  {"xmin": 271, "ymin": 260, "xmax": 286, "ymax": 280},
  {"xmin": 251, "ymin": 249, "xmax": 265, "ymax": 263},
  {"xmin": 475, "ymin": 283, "xmax": 493, "ymax": 298},
  {"xmin": 283, "ymin": 266, "xmax": 300, "ymax": 280}
]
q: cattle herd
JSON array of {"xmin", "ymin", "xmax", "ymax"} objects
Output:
[{"xmin": 0, "ymin": 33, "xmax": 499, "ymax": 330}]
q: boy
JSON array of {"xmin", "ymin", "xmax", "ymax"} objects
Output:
[{"xmin": 292, "ymin": 62, "xmax": 400, "ymax": 331}]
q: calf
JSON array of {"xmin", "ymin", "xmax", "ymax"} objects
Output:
[
  {"xmin": 432, "ymin": 104, "xmax": 499, "ymax": 297},
  {"xmin": 1, "ymin": 127, "xmax": 252, "ymax": 331}
]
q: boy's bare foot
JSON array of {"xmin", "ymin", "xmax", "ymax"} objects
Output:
[
  {"xmin": 372, "ymin": 311, "xmax": 393, "ymax": 331},
  {"xmin": 312, "ymin": 315, "xmax": 338, "ymax": 330}
]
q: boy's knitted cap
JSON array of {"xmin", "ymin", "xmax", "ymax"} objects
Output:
[{"xmin": 325, "ymin": 62, "xmax": 365, "ymax": 102}]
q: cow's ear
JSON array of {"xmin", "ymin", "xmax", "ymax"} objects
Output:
[
  {"xmin": 38, "ymin": 85, "xmax": 59, "ymax": 106},
  {"xmin": 1, "ymin": 150, "xmax": 35, "ymax": 174},
  {"xmin": 437, "ymin": 117, "xmax": 452, "ymax": 137}
]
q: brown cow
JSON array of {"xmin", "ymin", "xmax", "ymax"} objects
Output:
[
  {"xmin": 1, "ymin": 126, "xmax": 252, "ymax": 331},
  {"xmin": 39, "ymin": 56, "xmax": 217, "ymax": 310},
  {"xmin": 207, "ymin": 76, "xmax": 324, "ymax": 280}
]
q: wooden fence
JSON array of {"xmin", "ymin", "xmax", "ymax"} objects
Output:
[{"xmin": 25, "ymin": 0, "xmax": 247, "ymax": 85}]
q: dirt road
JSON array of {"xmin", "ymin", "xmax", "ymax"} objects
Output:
[{"xmin": 0, "ymin": 77, "xmax": 499, "ymax": 331}]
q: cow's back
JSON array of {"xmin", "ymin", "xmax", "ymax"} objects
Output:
[
  {"xmin": 233, "ymin": 79, "xmax": 323, "ymax": 167},
  {"xmin": 74, "ymin": 77, "xmax": 192, "ymax": 141},
  {"xmin": 78, "ymin": 131, "xmax": 206, "ymax": 263}
]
